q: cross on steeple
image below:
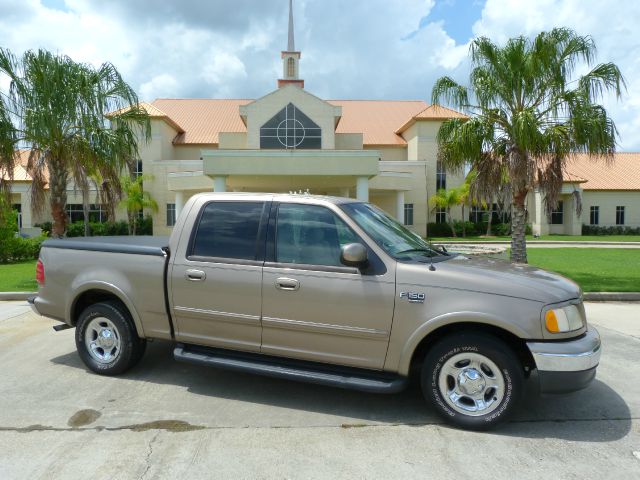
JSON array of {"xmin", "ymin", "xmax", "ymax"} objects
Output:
[{"xmin": 279, "ymin": 0, "xmax": 304, "ymax": 88}]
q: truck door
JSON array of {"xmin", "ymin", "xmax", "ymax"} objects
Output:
[
  {"xmin": 170, "ymin": 200, "xmax": 268, "ymax": 352},
  {"xmin": 260, "ymin": 202, "xmax": 395, "ymax": 369}
]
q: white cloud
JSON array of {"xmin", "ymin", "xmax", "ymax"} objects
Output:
[
  {"xmin": 0, "ymin": 0, "xmax": 638, "ymax": 150},
  {"xmin": 139, "ymin": 73, "xmax": 179, "ymax": 100}
]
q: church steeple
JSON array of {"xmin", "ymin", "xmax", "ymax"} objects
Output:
[
  {"xmin": 287, "ymin": 0, "xmax": 295, "ymax": 51},
  {"xmin": 279, "ymin": 0, "xmax": 304, "ymax": 89}
]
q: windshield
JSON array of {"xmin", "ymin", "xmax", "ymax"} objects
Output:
[{"xmin": 341, "ymin": 203, "xmax": 446, "ymax": 260}]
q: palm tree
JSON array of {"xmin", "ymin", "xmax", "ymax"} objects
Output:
[
  {"xmin": 457, "ymin": 179, "xmax": 470, "ymax": 237},
  {"xmin": 0, "ymin": 48, "xmax": 151, "ymax": 238},
  {"xmin": 0, "ymin": 89, "xmax": 17, "ymax": 211},
  {"xmin": 431, "ymin": 28, "xmax": 625, "ymax": 262},
  {"xmin": 119, "ymin": 174, "xmax": 158, "ymax": 235},
  {"xmin": 429, "ymin": 188, "xmax": 462, "ymax": 237}
]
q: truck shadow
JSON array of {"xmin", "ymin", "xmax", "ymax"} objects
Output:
[{"xmin": 51, "ymin": 340, "xmax": 632, "ymax": 442}]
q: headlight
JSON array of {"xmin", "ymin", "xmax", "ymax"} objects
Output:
[{"xmin": 544, "ymin": 305, "xmax": 584, "ymax": 333}]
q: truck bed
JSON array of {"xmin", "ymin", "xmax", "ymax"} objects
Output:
[{"xmin": 43, "ymin": 236, "xmax": 169, "ymax": 256}]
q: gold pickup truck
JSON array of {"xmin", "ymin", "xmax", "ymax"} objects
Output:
[{"xmin": 30, "ymin": 193, "xmax": 601, "ymax": 430}]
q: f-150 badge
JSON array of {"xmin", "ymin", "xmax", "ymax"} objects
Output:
[{"xmin": 399, "ymin": 291, "xmax": 425, "ymax": 303}]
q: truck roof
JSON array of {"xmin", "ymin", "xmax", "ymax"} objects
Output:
[{"xmin": 191, "ymin": 192, "xmax": 363, "ymax": 205}]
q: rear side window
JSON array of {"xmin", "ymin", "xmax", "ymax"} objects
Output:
[{"xmin": 191, "ymin": 202, "xmax": 264, "ymax": 260}]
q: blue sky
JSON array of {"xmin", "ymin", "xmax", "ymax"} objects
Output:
[{"xmin": 419, "ymin": 0, "xmax": 486, "ymax": 43}]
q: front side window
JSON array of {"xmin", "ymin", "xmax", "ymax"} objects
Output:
[
  {"xmin": 342, "ymin": 202, "xmax": 444, "ymax": 260},
  {"xmin": 276, "ymin": 204, "xmax": 359, "ymax": 267},
  {"xmin": 404, "ymin": 203, "xmax": 414, "ymax": 226},
  {"xmin": 260, "ymin": 103, "xmax": 322, "ymax": 149},
  {"xmin": 191, "ymin": 202, "xmax": 264, "ymax": 260},
  {"xmin": 616, "ymin": 206, "xmax": 625, "ymax": 225},
  {"xmin": 551, "ymin": 201, "xmax": 564, "ymax": 225},
  {"xmin": 590, "ymin": 206, "xmax": 599, "ymax": 225}
]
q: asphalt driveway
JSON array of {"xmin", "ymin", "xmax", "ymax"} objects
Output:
[{"xmin": 0, "ymin": 301, "xmax": 638, "ymax": 479}]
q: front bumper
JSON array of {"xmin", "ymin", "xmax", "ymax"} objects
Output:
[{"xmin": 526, "ymin": 327, "xmax": 601, "ymax": 394}]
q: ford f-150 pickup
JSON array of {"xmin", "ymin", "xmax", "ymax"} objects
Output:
[{"xmin": 30, "ymin": 193, "xmax": 601, "ymax": 430}]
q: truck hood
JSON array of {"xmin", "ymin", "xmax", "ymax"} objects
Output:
[{"xmin": 398, "ymin": 255, "xmax": 581, "ymax": 304}]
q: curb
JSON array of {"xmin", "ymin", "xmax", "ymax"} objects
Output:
[
  {"xmin": 0, "ymin": 292, "xmax": 36, "ymax": 301},
  {"xmin": 583, "ymin": 292, "xmax": 640, "ymax": 302}
]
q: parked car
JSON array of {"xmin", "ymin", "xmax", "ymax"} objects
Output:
[{"xmin": 30, "ymin": 193, "xmax": 601, "ymax": 430}]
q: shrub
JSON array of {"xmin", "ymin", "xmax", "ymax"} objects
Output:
[
  {"xmin": 137, "ymin": 216, "xmax": 153, "ymax": 235},
  {"xmin": 64, "ymin": 217, "xmax": 151, "ymax": 238},
  {"xmin": 493, "ymin": 223, "xmax": 510, "ymax": 236},
  {"xmin": 426, "ymin": 222, "xmax": 454, "ymax": 237},
  {"xmin": 34, "ymin": 221, "xmax": 52, "ymax": 235},
  {"xmin": 0, "ymin": 234, "xmax": 46, "ymax": 264},
  {"xmin": 582, "ymin": 225, "xmax": 640, "ymax": 235}
]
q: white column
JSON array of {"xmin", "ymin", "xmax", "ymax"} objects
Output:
[
  {"xmin": 213, "ymin": 176, "xmax": 227, "ymax": 193},
  {"xmin": 356, "ymin": 176, "xmax": 369, "ymax": 202},
  {"xmin": 21, "ymin": 190, "xmax": 33, "ymax": 229},
  {"xmin": 175, "ymin": 191, "xmax": 184, "ymax": 220},
  {"xmin": 339, "ymin": 187, "xmax": 350, "ymax": 198},
  {"xmin": 395, "ymin": 191, "xmax": 405, "ymax": 224}
]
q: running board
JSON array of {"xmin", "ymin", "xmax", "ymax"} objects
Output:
[{"xmin": 173, "ymin": 344, "xmax": 407, "ymax": 394}]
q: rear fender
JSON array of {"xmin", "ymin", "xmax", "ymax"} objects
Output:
[{"xmin": 67, "ymin": 281, "xmax": 145, "ymax": 338}]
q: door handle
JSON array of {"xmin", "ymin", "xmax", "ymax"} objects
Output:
[
  {"xmin": 185, "ymin": 269, "xmax": 206, "ymax": 281},
  {"xmin": 275, "ymin": 277, "xmax": 299, "ymax": 291}
]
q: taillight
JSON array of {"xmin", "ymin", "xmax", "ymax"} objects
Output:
[{"xmin": 36, "ymin": 259, "xmax": 45, "ymax": 285}]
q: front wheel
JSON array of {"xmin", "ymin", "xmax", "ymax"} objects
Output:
[
  {"xmin": 421, "ymin": 332, "xmax": 524, "ymax": 430},
  {"xmin": 75, "ymin": 301, "xmax": 146, "ymax": 376}
]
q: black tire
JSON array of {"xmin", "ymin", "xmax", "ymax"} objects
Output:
[
  {"xmin": 421, "ymin": 332, "xmax": 524, "ymax": 431},
  {"xmin": 75, "ymin": 301, "xmax": 146, "ymax": 376}
]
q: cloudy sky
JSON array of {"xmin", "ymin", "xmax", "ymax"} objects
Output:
[{"xmin": 1, "ymin": 0, "xmax": 639, "ymax": 149}]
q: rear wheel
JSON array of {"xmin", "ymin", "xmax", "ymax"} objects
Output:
[
  {"xmin": 75, "ymin": 301, "xmax": 146, "ymax": 375},
  {"xmin": 421, "ymin": 332, "xmax": 524, "ymax": 430}
]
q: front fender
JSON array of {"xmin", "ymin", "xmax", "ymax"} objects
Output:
[{"xmin": 394, "ymin": 311, "xmax": 531, "ymax": 376}]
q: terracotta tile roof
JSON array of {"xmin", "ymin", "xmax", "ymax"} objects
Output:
[
  {"xmin": 152, "ymin": 99, "xmax": 251, "ymax": 144},
  {"xmin": 150, "ymin": 98, "xmax": 464, "ymax": 147},
  {"xmin": 328, "ymin": 100, "xmax": 428, "ymax": 146},
  {"xmin": 566, "ymin": 153, "xmax": 640, "ymax": 190},
  {"xmin": 1, "ymin": 149, "xmax": 49, "ymax": 186},
  {"xmin": 395, "ymin": 104, "xmax": 468, "ymax": 134},
  {"xmin": 109, "ymin": 101, "xmax": 185, "ymax": 133}
]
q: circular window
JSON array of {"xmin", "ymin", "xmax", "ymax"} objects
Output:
[{"xmin": 277, "ymin": 118, "xmax": 306, "ymax": 148}]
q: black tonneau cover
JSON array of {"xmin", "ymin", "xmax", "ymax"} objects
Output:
[{"xmin": 43, "ymin": 236, "xmax": 169, "ymax": 257}]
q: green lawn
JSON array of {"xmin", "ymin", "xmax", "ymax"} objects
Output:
[
  {"xmin": 0, "ymin": 260, "xmax": 37, "ymax": 292},
  {"xmin": 0, "ymin": 249, "xmax": 637, "ymax": 293},
  {"xmin": 526, "ymin": 248, "xmax": 640, "ymax": 292},
  {"xmin": 430, "ymin": 235, "xmax": 640, "ymax": 242}
]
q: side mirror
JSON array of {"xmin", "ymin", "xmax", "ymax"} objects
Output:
[{"xmin": 340, "ymin": 243, "xmax": 368, "ymax": 268}]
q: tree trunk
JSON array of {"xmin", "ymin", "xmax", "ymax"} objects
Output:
[
  {"xmin": 48, "ymin": 160, "xmax": 69, "ymax": 238},
  {"xmin": 510, "ymin": 191, "xmax": 528, "ymax": 263},
  {"xmin": 461, "ymin": 204, "xmax": 466, "ymax": 237},
  {"xmin": 486, "ymin": 207, "xmax": 493, "ymax": 236},
  {"xmin": 447, "ymin": 208, "xmax": 456, "ymax": 237},
  {"xmin": 127, "ymin": 211, "xmax": 134, "ymax": 235},
  {"xmin": 82, "ymin": 185, "xmax": 90, "ymax": 237}
]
